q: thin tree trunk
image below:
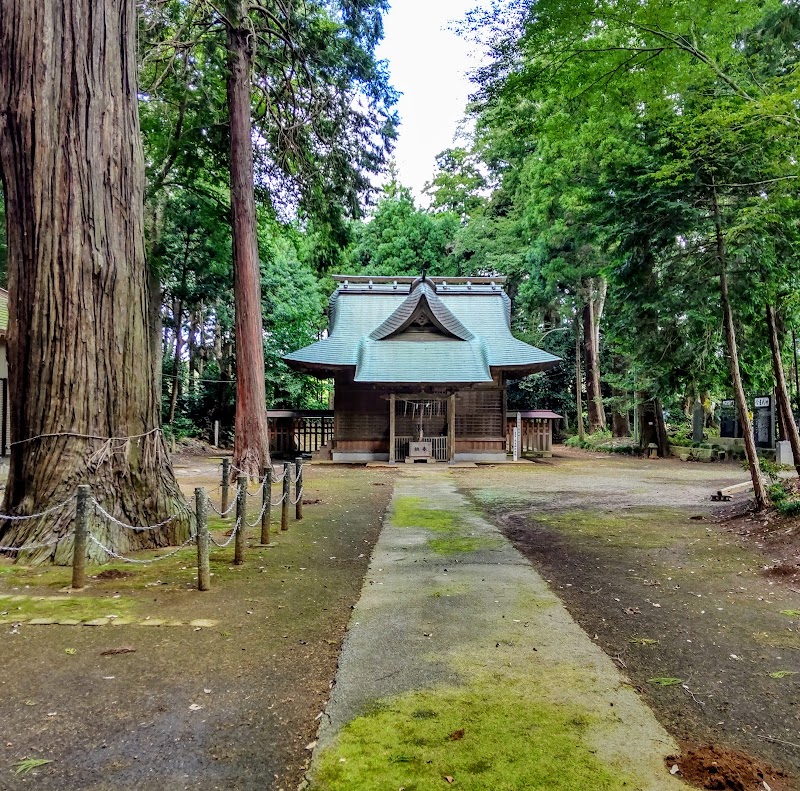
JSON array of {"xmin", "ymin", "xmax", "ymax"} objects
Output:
[
  {"xmin": 0, "ymin": 0, "xmax": 190, "ymax": 563},
  {"xmin": 766, "ymin": 303, "xmax": 800, "ymax": 476},
  {"xmin": 793, "ymin": 328, "xmax": 800, "ymax": 414},
  {"xmin": 583, "ymin": 289, "xmax": 605, "ymax": 433},
  {"xmin": 575, "ymin": 314, "xmax": 584, "ymax": 441},
  {"xmin": 168, "ymin": 299, "xmax": 184, "ymax": 425},
  {"xmin": 711, "ymin": 187, "xmax": 766, "ymax": 509},
  {"xmin": 225, "ymin": 0, "xmax": 270, "ymax": 478}
]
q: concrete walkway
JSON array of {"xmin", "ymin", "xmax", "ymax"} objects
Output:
[{"xmin": 308, "ymin": 467, "xmax": 687, "ymax": 790}]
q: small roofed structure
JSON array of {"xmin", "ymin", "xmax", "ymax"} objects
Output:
[
  {"xmin": 506, "ymin": 410, "xmax": 563, "ymax": 458},
  {"xmin": 284, "ymin": 275, "xmax": 561, "ymax": 463}
]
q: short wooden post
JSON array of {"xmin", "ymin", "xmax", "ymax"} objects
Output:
[
  {"xmin": 195, "ymin": 487, "xmax": 210, "ymax": 591},
  {"xmin": 221, "ymin": 458, "xmax": 230, "ymax": 517},
  {"xmin": 260, "ymin": 465, "xmax": 272, "ymax": 545},
  {"xmin": 295, "ymin": 457, "xmax": 304, "ymax": 520},
  {"xmin": 234, "ymin": 474, "xmax": 246, "ymax": 565},
  {"xmin": 71, "ymin": 484, "xmax": 90, "ymax": 590},
  {"xmin": 281, "ymin": 462, "xmax": 290, "ymax": 532}
]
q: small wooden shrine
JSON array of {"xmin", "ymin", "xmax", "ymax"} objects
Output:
[{"xmin": 284, "ymin": 275, "xmax": 560, "ymax": 463}]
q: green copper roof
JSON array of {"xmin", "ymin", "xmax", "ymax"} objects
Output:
[
  {"xmin": 284, "ymin": 277, "xmax": 560, "ymax": 384},
  {"xmin": 369, "ymin": 282, "xmax": 474, "ymax": 341}
]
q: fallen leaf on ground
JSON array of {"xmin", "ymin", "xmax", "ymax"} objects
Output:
[
  {"xmin": 189, "ymin": 703, "xmax": 203, "ymax": 711},
  {"xmin": 647, "ymin": 677, "xmax": 684, "ymax": 687},
  {"xmin": 449, "ymin": 729, "xmax": 465, "ymax": 741},
  {"xmin": 444, "ymin": 776, "xmax": 454, "ymax": 784}
]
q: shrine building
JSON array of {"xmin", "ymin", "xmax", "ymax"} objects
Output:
[{"xmin": 283, "ymin": 275, "xmax": 560, "ymax": 463}]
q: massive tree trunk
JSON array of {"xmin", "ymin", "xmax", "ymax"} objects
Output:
[
  {"xmin": 225, "ymin": 0, "xmax": 270, "ymax": 477},
  {"xmin": 0, "ymin": 0, "xmax": 191, "ymax": 563},
  {"xmin": 582, "ymin": 279, "xmax": 606, "ymax": 434},
  {"xmin": 766, "ymin": 303, "xmax": 800, "ymax": 476},
  {"xmin": 711, "ymin": 187, "xmax": 767, "ymax": 509}
]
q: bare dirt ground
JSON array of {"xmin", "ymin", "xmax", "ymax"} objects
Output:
[
  {"xmin": 454, "ymin": 447, "xmax": 800, "ymax": 790},
  {"xmin": 0, "ymin": 458, "xmax": 395, "ymax": 791}
]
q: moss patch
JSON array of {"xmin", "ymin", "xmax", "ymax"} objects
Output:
[
  {"xmin": 0, "ymin": 593, "xmax": 136, "ymax": 623},
  {"xmin": 428, "ymin": 536, "xmax": 503, "ymax": 555},
  {"xmin": 536, "ymin": 508, "xmax": 694, "ymax": 549},
  {"xmin": 313, "ymin": 683, "xmax": 627, "ymax": 791},
  {"xmin": 392, "ymin": 497, "xmax": 457, "ymax": 532}
]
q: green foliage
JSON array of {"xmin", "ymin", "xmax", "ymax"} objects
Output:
[{"xmin": 344, "ymin": 182, "xmax": 461, "ymax": 276}]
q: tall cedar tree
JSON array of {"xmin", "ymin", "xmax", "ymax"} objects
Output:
[{"xmin": 0, "ymin": 0, "xmax": 190, "ymax": 563}]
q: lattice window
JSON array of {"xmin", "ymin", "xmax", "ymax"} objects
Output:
[{"xmin": 456, "ymin": 389, "xmax": 503, "ymax": 438}]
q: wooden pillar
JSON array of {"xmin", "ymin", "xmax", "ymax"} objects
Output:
[
  {"xmin": 448, "ymin": 393, "xmax": 456, "ymax": 462},
  {"xmin": 389, "ymin": 393, "xmax": 396, "ymax": 463}
]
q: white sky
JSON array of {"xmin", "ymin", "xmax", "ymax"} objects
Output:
[{"xmin": 376, "ymin": 0, "xmax": 485, "ymax": 202}]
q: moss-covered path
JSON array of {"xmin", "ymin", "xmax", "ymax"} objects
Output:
[{"xmin": 309, "ymin": 466, "xmax": 687, "ymax": 791}]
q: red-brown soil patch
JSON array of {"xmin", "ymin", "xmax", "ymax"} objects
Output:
[{"xmin": 668, "ymin": 743, "xmax": 790, "ymax": 790}]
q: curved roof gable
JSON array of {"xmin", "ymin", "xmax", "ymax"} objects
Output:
[{"xmin": 368, "ymin": 281, "xmax": 473, "ymax": 342}]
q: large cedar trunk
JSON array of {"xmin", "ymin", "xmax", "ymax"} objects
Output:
[
  {"xmin": 226, "ymin": 0, "xmax": 270, "ymax": 477},
  {"xmin": 0, "ymin": 0, "xmax": 190, "ymax": 563},
  {"xmin": 766, "ymin": 303, "xmax": 800, "ymax": 476}
]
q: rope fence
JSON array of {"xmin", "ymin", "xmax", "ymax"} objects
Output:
[{"xmin": 0, "ymin": 457, "xmax": 308, "ymax": 592}]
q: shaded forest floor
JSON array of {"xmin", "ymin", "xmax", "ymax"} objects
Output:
[
  {"xmin": 0, "ymin": 458, "xmax": 396, "ymax": 791},
  {"xmin": 454, "ymin": 447, "xmax": 800, "ymax": 789}
]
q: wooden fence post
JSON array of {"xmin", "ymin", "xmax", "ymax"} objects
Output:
[
  {"xmin": 221, "ymin": 458, "xmax": 230, "ymax": 517},
  {"xmin": 260, "ymin": 465, "xmax": 272, "ymax": 545},
  {"xmin": 295, "ymin": 457, "xmax": 303, "ymax": 521},
  {"xmin": 71, "ymin": 484, "xmax": 90, "ymax": 590},
  {"xmin": 281, "ymin": 462, "xmax": 290, "ymax": 532},
  {"xmin": 234, "ymin": 474, "xmax": 246, "ymax": 565},
  {"xmin": 195, "ymin": 487, "xmax": 210, "ymax": 591}
]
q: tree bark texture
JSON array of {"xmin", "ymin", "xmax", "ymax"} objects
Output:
[
  {"xmin": 582, "ymin": 282, "xmax": 605, "ymax": 434},
  {"xmin": 0, "ymin": 0, "xmax": 190, "ymax": 563},
  {"xmin": 711, "ymin": 187, "xmax": 767, "ymax": 509},
  {"xmin": 226, "ymin": 0, "xmax": 270, "ymax": 477},
  {"xmin": 766, "ymin": 303, "xmax": 800, "ymax": 476}
]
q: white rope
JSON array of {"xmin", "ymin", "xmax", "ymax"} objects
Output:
[
  {"xmin": 11, "ymin": 426, "xmax": 161, "ymax": 447},
  {"xmin": 208, "ymin": 498, "xmax": 237, "ymax": 517},
  {"xmin": 209, "ymin": 517, "xmax": 240, "ymax": 548},
  {"xmin": 246, "ymin": 498, "xmax": 270, "ymax": 527},
  {"xmin": 245, "ymin": 477, "xmax": 269, "ymax": 498},
  {"xmin": 0, "ymin": 536, "xmax": 64, "ymax": 552},
  {"xmin": 92, "ymin": 499, "xmax": 183, "ymax": 532},
  {"xmin": 293, "ymin": 467, "xmax": 303, "ymax": 483},
  {"xmin": 291, "ymin": 487, "xmax": 304, "ymax": 506},
  {"xmin": 88, "ymin": 533, "xmax": 196, "ymax": 564},
  {"xmin": 271, "ymin": 492, "xmax": 287, "ymax": 506},
  {"xmin": 0, "ymin": 496, "xmax": 76, "ymax": 521}
]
